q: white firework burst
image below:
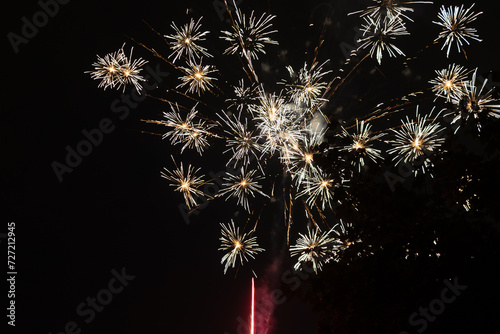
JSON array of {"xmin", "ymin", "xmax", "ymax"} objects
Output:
[
  {"xmin": 349, "ymin": 0, "xmax": 433, "ymax": 22},
  {"xmin": 218, "ymin": 168, "xmax": 269, "ymax": 212},
  {"xmin": 165, "ymin": 17, "xmax": 212, "ymax": 63},
  {"xmin": 283, "ymin": 61, "xmax": 331, "ymax": 107},
  {"xmin": 217, "ymin": 111, "xmax": 262, "ymax": 168},
  {"xmin": 387, "ymin": 107, "xmax": 445, "ymax": 174},
  {"xmin": 88, "ymin": 45, "xmax": 147, "ymax": 93},
  {"xmin": 429, "ymin": 64, "xmax": 470, "ymax": 102},
  {"xmin": 286, "ymin": 126, "xmax": 325, "ymax": 185},
  {"xmin": 220, "ymin": 5, "xmax": 278, "ymax": 60},
  {"xmin": 290, "ymin": 225, "xmax": 336, "ymax": 274},
  {"xmin": 219, "ymin": 220, "xmax": 264, "ymax": 274},
  {"xmin": 161, "ymin": 157, "xmax": 209, "ymax": 209},
  {"xmin": 159, "ymin": 103, "xmax": 216, "ymax": 155},
  {"xmin": 433, "ymin": 4, "xmax": 482, "ymax": 58},
  {"xmin": 340, "ymin": 120, "xmax": 384, "ymax": 172},
  {"xmin": 177, "ymin": 58, "xmax": 218, "ymax": 95},
  {"xmin": 357, "ymin": 15, "xmax": 410, "ymax": 64},
  {"xmin": 226, "ymin": 79, "xmax": 258, "ymax": 112},
  {"xmin": 451, "ymin": 69, "xmax": 500, "ymax": 132},
  {"xmin": 297, "ymin": 169, "xmax": 344, "ymax": 210}
]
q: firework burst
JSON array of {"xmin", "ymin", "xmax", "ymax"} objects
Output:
[
  {"xmin": 161, "ymin": 157, "xmax": 209, "ymax": 209},
  {"xmin": 88, "ymin": 45, "xmax": 147, "ymax": 92},
  {"xmin": 387, "ymin": 107, "xmax": 445, "ymax": 175},
  {"xmin": 429, "ymin": 64, "xmax": 470, "ymax": 102},
  {"xmin": 165, "ymin": 17, "xmax": 212, "ymax": 62},
  {"xmin": 357, "ymin": 15, "xmax": 410, "ymax": 64},
  {"xmin": 177, "ymin": 58, "xmax": 218, "ymax": 95},
  {"xmin": 283, "ymin": 61, "xmax": 331, "ymax": 107},
  {"xmin": 297, "ymin": 168, "xmax": 345, "ymax": 211},
  {"xmin": 433, "ymin": 4, "xmax": 483, "ymax": 58},
  {"xmin": 218, "ymin": 168, "xmax": 269, "ymax": 212},
  {"xmin": 340, "ymin": 120, "xmax": 385, "ymax": 172},
  {"xmin": 349, "ymin": 0, "xmax": 433, "ymax": 22},
  {"xmin": 450, "ymin": 69, "xmax": 500, "ymax": 132},
  {"xmin": 290, "ymin": 225, "xmax": 337, "ymax": 273},
  {"xmin": 220, "ymin": 3, "xmax": 278, "ymax": 61},
  {"xmin": 219, "ymin": 220, "xmax": 264, "ymax": 274}
]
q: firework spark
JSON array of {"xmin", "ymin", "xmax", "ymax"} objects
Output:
[
  {"xmin": 158, "ymin": 103, "xmax": 216, "ymax": 155},
  {"xmin": 218, "ymin": 168, "xmax": 269, "ymax": 212},
  {"xmin": 297, "ymin": 168, "xmax": 345, "ymax": 210},
  {"xmin": 177, "ymin": 58, "xmax": 218, "ymax": 95},
  {"xmin": 219, "ymin": 220, "xmax": 264, "ymax": 274},
  {"xmin": 165, "ymin": 17, "xmax": 212, "ymax": 62},
  {"xmin": 161, "ymin": 157, "xmax": 209, "ymax": 209},
  {"xmin": 340, "ymin": 120, "xmax": 384, "ymax": 172},
  {"xmin": 387, "ymin": 107, "xmax": 445, "ymax": 174},
  {"xmin": 88, "ymin": 45, "xmax": 147, "ymax": 92},
  {"xmin": 217, "ymin": 111, "xmax": 262, "ymax": 168},
  {"xmin": 283, "ymin": 61, "xmax": 331, "ymax": 107},
  {"xmin": 290, "ymin": 225, "xmax": 337, "ymax": 274},
  {"xmin": 221, "ymin": 4, "xmax": 278, "ymax": 60},
  {"xmin": 451, "ymin": 69, "xmax": 500, "ymax": 132},
  {"xmin": 433, "ymin": 4, "xmax": 483, "ymax": 58},
  {"xmin": 349, "ymin": 0, "xmax": 433, "ymax": 22},
  {"xmin": 429, "ymin": 64, "xmax": 470, "ymax": 102},
  {"xmin": 357, "ymin": 15, "xmax": 410, "ymax": 64}
]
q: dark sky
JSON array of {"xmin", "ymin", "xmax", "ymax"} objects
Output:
[{"xmin": 3, "ymin": 0, "xmax": 500, "ymax": 334}]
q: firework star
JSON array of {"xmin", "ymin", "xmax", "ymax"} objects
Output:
[
  {"xmin": 433, "ymin": 4, "xmax": 483, "ymax": 58},
  {"xmin": 217, "ymin": 168, "xmax": 269, "ymax": 212},
  {"xmin": 165, "ymin": 17, "xmax": 212, "ymax": 62},
  {"xmin": 219, "ymin": 220, "xmax": 264, "ymax": 274},
  {"xmin": 387, "ymin": 107, "xmax": 445, "ymax": 175},
  {"xmin": 429, "ymin": 64, "xmax": 470, "ymax": 102},
  {"xmin": 340, "ymin": 120, "xmax": 384, "ymax": 172},
  {"xmin": 290, "ymin": 226, "xmax": 337, "ymax": 274}
]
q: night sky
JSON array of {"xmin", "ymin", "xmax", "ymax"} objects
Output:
[{"xmin": 3, "ymin": 0, "xmax": 500, "ymax": 334}]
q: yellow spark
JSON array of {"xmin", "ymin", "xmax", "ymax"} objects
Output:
[{"xmin": 304, "ymin": 153, "xmax": 313, "ymax": 164}]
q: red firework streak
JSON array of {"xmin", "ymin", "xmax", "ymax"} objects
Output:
[{"xmin": 250, "ymin": 278, "xmax": 255, "ymax": 334}]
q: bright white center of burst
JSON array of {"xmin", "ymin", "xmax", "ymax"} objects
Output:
[
  {"xmin": 234, "ymin": 241, "xmax": 242, "ymax": 249},
  {"xmin": 123, "ymin": 70, "xmax": 131, "ymax": 77},
  {"xmin": 305, "ymin": 85, "xmax": 313, "ymax": 92},
  {"xmin": 194, "ymin": 72, "xmax": 203, "ymax": 80},
  {"xmin": 444, "ymin": 80, "xmax": 453, "ymax": 89},
  {"xmin": 320, "ymin": 180, "xmax": 330, "ymax": 188},
  {"xmin": 412, "ymin": 138, "xmax": 421, "ymax": 150},
  {"xmin": 107, "ymin": 66, "xmax": 116, "ymax": 73},
  {"xmin": 184, "ymin": 38, "xmax": 191, "ymax": 45},
  {"xmin": 353, "ymin": 141, "xmax": 364, "ymax": 150},
  {"xmin": 304, "ymin": 154, "xmax": 313, "ymax": 164},
  {"xmin": 240, "ymin": 180, "xmax": 248, "ymax": 187},
  {"xmin": 180, "ymin": 182, "xmax": 189, "ymax": 189}
]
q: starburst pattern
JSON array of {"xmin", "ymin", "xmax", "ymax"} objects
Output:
[
  {"xmin": 283, "ymin": 61, "xmax": 331, "ymax": 107},
  {"xmin": 429, "ymin": 64, "xmax": 470, "ymax": 102},
  {"xmin": 88, "ymin": 45, "xmax": 147, "ymax": 92},
  {"xmin": 298, "ymin": 169, "xmax": 345, "ymax": 210},
  {"xmin": 177, "ymin": 59, "xmax": 218, "ymax": 95},
  {"xmin": 387, "ymin": 107, "xmax": 445, "ymax": 174},
  {"xmin": 357, "ymin": 15, "xmax": 410, "ymax": 64},
  {"xmin": 161, "ymin": 157, "xmax": 209, "ymax": 209},
  {"xmin": 221, "ymin": 5, "xmax": 278, "ymax": 60},
  {"xmin": 340, "ymin": 120, "xmax": 385, "ymax": 172},
  {"xmin": 290, "ymin": 226, "xmax": 336, "ymax": 273},
  {"xmin": 450, "ymin": 69, "xmax": 500, "ymax": 132},
  {"xmin": 155, "ymin": 103, "xmax": 216, "ymax": 155},
  {"xmin": 165, "ymin": 17, "xmax": 212, "ymax": 62},
  {"xmin": 349, "ymin": 0, "xmax": 433, "ymax": 22},
  {"xmin": 218, "ymin": 168, "xmax": 269, "ymax": 212},
  {"xmin": 219, "ymin": 220, "xmax": 264, "ymax": 274},
  {"xmin": 433, "ymin": 4, "xmax": 482, "ymax": 58}
]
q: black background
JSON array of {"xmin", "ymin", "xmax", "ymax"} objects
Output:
[{"xmin": 3, "ymin": 0, "xmax": 500, "ymax": 333}]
